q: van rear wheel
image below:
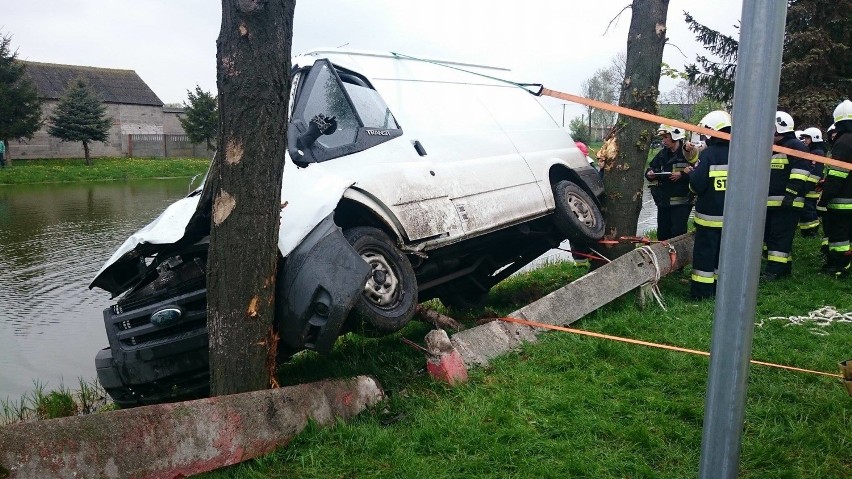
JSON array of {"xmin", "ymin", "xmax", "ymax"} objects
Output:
[
  {"xmin": 552, "ymin": 180, "xmax": 605, "ymax": 243},
  {"xmin": 344, "ymin": 227, "xmax": 418, "ymax": 332}
]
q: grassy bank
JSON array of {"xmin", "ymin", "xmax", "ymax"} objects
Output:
[
  {"xmin": 204, "ymin": 234, "xmax": 851, "ymax": 478},
  {"xmin": 0, "ymin": 157, "xmax": 210, "ymax": 185}
]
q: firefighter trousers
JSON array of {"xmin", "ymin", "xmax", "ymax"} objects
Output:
[
  {"xmin": 798, "ymin": 198, "xmax": 821, "ymax": 236},
  {"xmin": 657, "ymin": 205, "xmax": 692, "ymax": 241},
  {"xmin": 691, "ymin": 224, "xmax": 722, "ymax": 299},
  {"xmin": 764, "ymin": 207, "xmax": 800, "ymax": 276},
  {"xmin": 822, "ymin": 210, "xmax": 852, "ymax": 274}
]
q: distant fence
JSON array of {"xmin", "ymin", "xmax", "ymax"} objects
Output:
[{"xmin": 126, "ymin": 134, "xmax": 214, "ymax": 159}]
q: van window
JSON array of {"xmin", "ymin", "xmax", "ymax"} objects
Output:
[
  {"xmin": 300, "ymin": 63, "xmax": 359, "ymax": 149},
  {"xmin": 343, "ymin": 82, "xmax": 399, "ymax": 130}
]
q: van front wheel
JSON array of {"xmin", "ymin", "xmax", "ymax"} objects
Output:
[
  {"xmin": 552, "ymin": 180, "xmax": 605, "ymax": 243},
  {"xmin": 344, "ymin": 227, "xmax": 418, "ymax": 333}
]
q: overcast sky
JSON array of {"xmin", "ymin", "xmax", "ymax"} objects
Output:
[{"xmin": 5, "ymin": 0, "xmax": 742, "ymax": 120}]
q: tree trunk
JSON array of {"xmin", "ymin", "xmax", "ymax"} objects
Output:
[
  {"xmin": 208, "ymin": 0, "xmax": 295, "ymax": 396},
  {"xmin": 83, "ymin": 141, "xmax": 91, "ymax": 166},
  {"xmin": 602, "ymin": 0, "xmax": 670, "ymax": 257}
]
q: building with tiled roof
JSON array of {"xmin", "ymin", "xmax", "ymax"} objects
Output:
[{"xmin": 10, "ymin": 61, "xmax": 193, "ymax": 159}]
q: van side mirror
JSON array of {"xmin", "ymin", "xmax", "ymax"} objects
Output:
[{"xmin": 297, "ymin": 114, "xmax": 338, "ymax": 150}]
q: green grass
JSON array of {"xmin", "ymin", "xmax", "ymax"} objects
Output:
[
  {"xmin": 0, "ymin": 157, "xmax": 210, "ymax": 185},
  {"xmin": 1, "ymin": 378, "xmax": 111, "ymax": 425},
  {"xmin": 202, "ymin": 234, "xmax": 852, "ymax": 478}
]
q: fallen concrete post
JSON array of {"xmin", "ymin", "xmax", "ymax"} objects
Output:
[
  {"xmin": 451, "ymin": 233, "xmax": 694, "ymax": 367},
  {"xmin": 425, "ymin": 329, "xmax": 469, "ymax": 385},
  {"xmin": 0, "ymin": 376, "xmax": 384, "ymax": 479}
]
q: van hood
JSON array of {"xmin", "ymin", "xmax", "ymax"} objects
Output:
[{"xmin": 90, "ymin": 161, "xmax": 356, "ymax": 296}]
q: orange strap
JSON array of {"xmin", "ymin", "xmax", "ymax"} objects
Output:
[
  {"xmin": 540, "ymin": 87, "xmax": 852, "ymax": 171},
  {"xmin": 498, "ymin": 316, "xmax": 843, "ymax": 379}
]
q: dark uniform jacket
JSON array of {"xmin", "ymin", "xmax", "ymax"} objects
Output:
[
  {"xmin": 645, "ymin": 144, "xmax": 696, "ymax": 208},
  {"xmin": 689, "ymin": 140, "xmax": 730, "ymax": 228},
  {"xmin": 820, "ymin": 129, "xmax": 852, "ymax": 210},
  {"xmin": 805, "ymin": 144, "xmax": 826, "ymax": 200},
  {"xmin": 768, "ymin": 134, "xmax": 811, "ymax": 208}
]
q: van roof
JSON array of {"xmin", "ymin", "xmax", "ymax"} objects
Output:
[{"xmin": 301, "ymin": 48, "xmax": 511, "ymax": 73}]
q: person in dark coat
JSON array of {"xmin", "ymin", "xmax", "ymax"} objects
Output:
[
  {"xmin": 687, "ymin": 110, "xmax": 732, "ymax": 299},
  {"xmin": 819, "ymin": 100, "xmax": 852, "ymax": 277},
  {"xmin": 645, "ymin": 125, "xmax": 699, "ymax": 240},
  {"xmin": 797, "ymin": 127, "xmax": 826, "ymax": 237}
]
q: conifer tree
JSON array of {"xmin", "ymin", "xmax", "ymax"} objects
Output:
[
  {"xmin": 0, "ymin": 32, "xmax": 42, "ymax": 162},
  {"xmin": 685, "ymin": 0, "xmax": 851, "ymax": 126},
  {"xmin": 180, "ymin": 85, "xmax": 218, "ymax": 150},
  {"xmin": 48, "ymin": 78, "xmax": 112, "ymax": 165}
]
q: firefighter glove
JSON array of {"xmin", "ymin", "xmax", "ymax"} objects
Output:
[{"xmin": 781, "ymin": 194, "xmax": 796, "ymax": 209}]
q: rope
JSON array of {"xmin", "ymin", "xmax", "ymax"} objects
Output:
[
  {"xmin": 498, "ymin": 316, "xmax": 843, "ymax": 379},
  {"xmin": 636, "ymin": 245, "xmax": 667, "ymax": 310},
  {"xmin": 755, "ymin": 306, "xmax": 852, "ymax": 336}
]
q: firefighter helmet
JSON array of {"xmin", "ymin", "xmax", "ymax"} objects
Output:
[
  {"xmin": 795, "ymin": 130, "xmax": 805, "ymax": 140},
  {"xmin": 657, "ymin": 124, "xmax": 686, "ymax": 141},
  {"xmin": 698, "ymin": 110, "xmax": 732, "ymax": 131},
  {"xmin": 802, "ymin": 127, "xmax": 823, "ymax": 142},
  {"xmin": 834, "ymin": 99, "xmax": 852, "ymax": 123},
  {"xmin": 775, "ymin": 111, "xmax": 795, "ymax": 133}
]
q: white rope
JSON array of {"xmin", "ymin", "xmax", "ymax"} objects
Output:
[
  {"xmin": 637, "ymin": 245, "xmax": 667, "ymax": 310},
  {"xmin": 755, "ymin": 306, "xmax": 852, "ymax": 336}
]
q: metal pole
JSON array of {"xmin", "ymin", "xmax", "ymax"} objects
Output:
[
  {"xmin": 562, "ymin": 104, "xmax": 566, "ymax": 127},
  {"xmin": 698, "ymin": 2, "xmax": 787, "ymax": 478}
]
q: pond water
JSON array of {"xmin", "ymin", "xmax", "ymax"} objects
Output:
[
  {"xmin": 0, "ymin": 178, "xmax": 658, "ymax": 403},
  {"xmin": 0, "ymin": 178, "xmax": 197, "ymax": 403}
]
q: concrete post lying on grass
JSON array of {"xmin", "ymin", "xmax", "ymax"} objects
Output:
[
  {"xmin": 0, "ymin": 376, "xmax": 384, "ymax": 479},
  {"xmin": 452, "ymin": 233, "xmax": 694, "ymax": 367}
]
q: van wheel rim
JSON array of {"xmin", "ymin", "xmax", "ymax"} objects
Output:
[
  {"xmin": 361, "ymin": 250, "xmax": 400, "ymax": 307},
  {"xmin": 567, "ymin": 193, "xmax": 595, "ymax": 228}
]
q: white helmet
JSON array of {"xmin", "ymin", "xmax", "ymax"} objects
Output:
[
  {"xmin": 698, "ymin": 110, "xmax": 732, "ymax": 131},
  {"xmin": 834, "ymin": 99, "xmax": 852, "ymax": 123},
  {"xmin": 657, "ymin": 124, "xmax": 686, "ymax": 141},
  {"xmin": 795, "ymin": 130, "xmax": 805, "ymax": 140},
  {"xmin": 802, "ymin": 127, "xmax": 823, "ymax": 142},
  {"xmin": 775, "ymin": 111, "xmax": 795, "ymax": 133},
  {"xmin": 827, "ymin": 123, "xmax": 836, "ymax": 133}
]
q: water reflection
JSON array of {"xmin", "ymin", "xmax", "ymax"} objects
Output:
[{"xmin": 0, "ymin": 178, "xmax": 194, "ymax": 402}]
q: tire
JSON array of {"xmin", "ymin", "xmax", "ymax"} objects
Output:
[
  {"xmin": 552, "ymin": 180, "xmax": 605, "ymax": 243},
  {"xmin": 344, "ymin": 226, "xmax": 418, "ymax": 332}
]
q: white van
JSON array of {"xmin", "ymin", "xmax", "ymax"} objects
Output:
[{"xmin": 91, "ymin": 50, "xmax": 604, "ymax": 406}]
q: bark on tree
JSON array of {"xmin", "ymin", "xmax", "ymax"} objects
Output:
[
  {"xmin": 602, "ymin": 0, "xmax": 670, "ymax": 257},
  {"xmin": 208, "ymin": 0, "xmax": 295, "ymax": 396}
]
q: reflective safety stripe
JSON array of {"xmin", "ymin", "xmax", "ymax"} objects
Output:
[
  {"xmin": 822, "ymin": 237, "xmax": 829, "ymax": 246},
  {"xmin": 828, "ymin": 241, "xmax": 851, "ymax": 252},
  {"xmin": 771, "ymin": 155, "xmax": 788, "ymax": 169},
  {"xmin": 835, "ymin": 113, "xmax": 852, "ymax": 122},
  {"xmin": 807, "ymin": 174, "xmax": 820, "ymax": 183},
  {"xmin": 767, "ymin": 251, "xmax": 791, "ymax": 263},
  {"xmin": 785, "ymin": 188, "xmax": 798, "ymax": 195},
  {"xmin": 805, "ymin": 191, "xmax": 820, "ymax": 199},
  {"xmin": 573, "ymin": 259, "xmax": 591, "ymax": 266},
  {"xmin": 691, "ymin": 269, "xmax": 716, "ymax": 284},
  {"xmin": 827, "ymin": 169, "xmax": 850, "ymax": 178},
  {"xmin": 789, "ymin": 168, "xmax": 811, "ymax": 181},
  {"xmin": 799, "ymin": 219, "xmax": 820, "ymax": 230},
  {"xmin": 827, "ymin": 198, "xmax": 852, "ymax": 210},
  {"xmin": 709, "ymin": 165, "xmax": 729, "ymax": 176},
  {"xmin": 694, "ymin": 213, "xmax": 723, "ymax": 227},
  {"xmin": 767, "ymin": 196, "xmax": 804, "ymax": 208},
  {"xmin": 817, "ymin": 205, "xmax": 828, "ymax": 212},
  {"xmin": 670, "ymin": 197, "xmax": 691, "ymax": 205}
]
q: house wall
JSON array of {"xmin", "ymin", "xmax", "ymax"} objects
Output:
[{"xmin": 9, "ymin": 103, "xmax": 164, "ymax": 159}]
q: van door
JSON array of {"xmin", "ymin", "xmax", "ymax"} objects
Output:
[
  {"xmin": 287, "ymin": 59, "xmax": 462, "ymax": 242},
  {"xmin": 379, "ymin": 80, "xmax": 546, "ymax": 236}
]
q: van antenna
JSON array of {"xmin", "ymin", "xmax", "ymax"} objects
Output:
[{"xmin": 336, "ymin": 42, "xmax": 349, "ymax": 48}]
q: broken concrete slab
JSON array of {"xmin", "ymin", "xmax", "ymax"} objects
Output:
[
  {"xmin": 451, "ymin": 233, "xmax": 694, "ymax": 368},
  {"xmin": 425, "ymin": 329, "xmax": 468, "ymax": 384},
  {"xmin": 0, "ymin": 376, "xmax": 384, "ymax": 479}
]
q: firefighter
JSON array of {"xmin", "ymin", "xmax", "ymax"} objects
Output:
[
  {"xmin": 818, "ymin": 100, "xmax": 852, "ymax": 277},
  {"xmin": 762, "ymin": 111, "xmax": 811, "ymax": 281},
  {"xmin": 687, "ymin": 110, "xmax": 732, "ymax": 299},
  {"xmin": 645, "ymin": 125, "xmax": 699, "ymax": 240},
  {"xmin": 797, "ymin": 127, "xmax": 826, "ymax": 237}
]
